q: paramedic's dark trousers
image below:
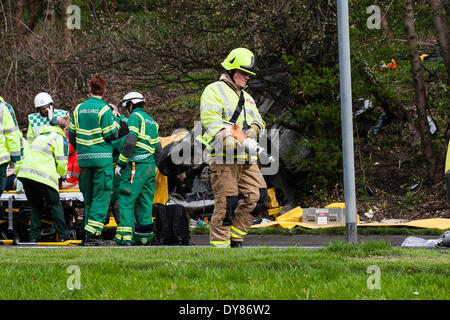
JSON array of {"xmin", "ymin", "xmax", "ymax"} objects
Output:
[
  {"xmin": 19, "ymin": 177, "xmax": 70, "ymax": 241},
  {"xmin": 0, "ymin": 163, "xmax": 7, "ymax": 195},
  {"xmin": 79, "ymin": 166, "xmax": 113, "ymax": 237}
]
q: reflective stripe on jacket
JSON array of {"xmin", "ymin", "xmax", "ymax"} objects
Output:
[
  {"xmin": 17, "ymin": 126, "xmax": 68, "ymax": 191},
  {"xmin": 0, "ymin": 97, "xmax": 22, "ymax": 165}
]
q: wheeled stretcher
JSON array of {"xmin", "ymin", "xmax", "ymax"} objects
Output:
[{"xmin": 0, "ymin": 189, "xmax": 86, "ymax": 245}]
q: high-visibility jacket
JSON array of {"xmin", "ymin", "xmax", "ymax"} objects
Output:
[
  {"xmin": 69, "ymin": 97, "xmax": 119, "ymax": 168},
  {"xmin": 117, "ymin": 108, "xmax": 160, "ymax": 166},
  {"xmin": 26, "ymin": 109, "xmax": 69, "ymax": 142},
  {"xmin": 198, "ymin": 78, "xmax": 265, "ymax": 150},
  {"xmin": 0, "ymin": 96, "xmax": 22, "ymax": 165},
  {"xmin": 17, "ymin": 126, "xmax": 69, "ymax": 192}
]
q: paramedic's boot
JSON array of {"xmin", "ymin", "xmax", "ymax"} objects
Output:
[
  {"xmin": 230, "ymin": 240, "xmax": 243, "ymax": 248},
  {"xmin": 133, "ymin": 224, "xmax": 155, "ymax": 245}
]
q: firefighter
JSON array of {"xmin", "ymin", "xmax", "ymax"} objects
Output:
[
  {"xmin": 68, "ymin": 74, "xmax": 128, "ymax": 246},
  {"xmin": 198, "ymin": 48, "xmax": 268, "ymax": 247},
  {"xmin": 27, "ymin": 92, "xmax": 69, "ymax": 143},
  {"xmin": 445, "ymin": 140, "xmax": 450, "ymax": 205},
  {"xmin": 16, "ymin": 116, "xmax": 71, "ymax": 242},
  {"xmin": 113, "ymin": 92, "xmax": 160, "ymax": 246},
  {"xmin": 0, "ymin": 96, "xmax": 22, "ymax": 196}
]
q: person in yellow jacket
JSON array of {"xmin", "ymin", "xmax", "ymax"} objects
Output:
[
  {"xmin": 445, "ymin": 140, "xmax": 450, "ymax": 205},
  {"xmin": 0, "ymin": 96, "xmax": 22, "ymax": 197},
  {"xmin": 16, "ymin": 116, "xmax": 70, "ymax": 242},
  {"xmin": 198, "ymin": 48, "xmax": 268, "ymax": 248}
]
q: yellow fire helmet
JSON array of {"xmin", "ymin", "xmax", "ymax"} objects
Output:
[{"xmin": 221, "ymin": 48, "xmax": 256, "ymax": 76}]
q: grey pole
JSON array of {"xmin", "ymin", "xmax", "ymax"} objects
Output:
[{"xmin": 337, "ymin": 0, "xmax": 358, "ymax": 243}]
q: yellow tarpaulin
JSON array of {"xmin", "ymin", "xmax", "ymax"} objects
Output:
[
  {"xmin": 252, "ymin": 202, "xmax": 450, "ymax": 230},
  {"xmin": 251, "ymin": 217, "xmax": 450, "ymax": 230},
  {"xmin": 358, "ymin": 218, "xmax": 450, "ymax": 230}
]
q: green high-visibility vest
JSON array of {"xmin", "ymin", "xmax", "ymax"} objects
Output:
[
  {"xmin": 69, "ymin": 97, "xmax": 119, "ymax": 167},
  {"xmin": 26, "ymin": 109, "xmax": 69, "ymax": 142},
  {"xmin": 117, "ymin": 108, "xmax": 160, "ymax": 166}
]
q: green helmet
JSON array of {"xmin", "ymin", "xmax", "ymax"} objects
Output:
[{"xmin": 221, "ymin": 48, "xmax": 256, "ymax": 76}]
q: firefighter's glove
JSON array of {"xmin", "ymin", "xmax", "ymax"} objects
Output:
[
  {"xmin": 223, "ymin": 135, "xmax": 237, "ymax": 151},
  {"xmin": 247, "ymin": 124, "xmax": 260, "ymax": 140},
  {"xmin": 115, "ymin": 165, "xmax": 122, "ymax": 177}
]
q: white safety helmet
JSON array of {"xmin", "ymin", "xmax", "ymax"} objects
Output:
[
  {"xmin": 34, "ymin": 92, "xmax": 54, "ymax": 109},
  {"xmin": 121, "ymin": 92, "xmax": 145, "ymax": 108}
]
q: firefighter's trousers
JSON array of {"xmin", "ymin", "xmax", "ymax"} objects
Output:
[
  {"xmin": 115, "ymin": 161, "xmax": 156, "ymax": 244},
  {"xmin": 19, "ymin": 177, "xmax": 70, "ymax": 241},
  {"xmin": 79, "ymin": 166, "xmax": 113, "ymax": 237},
  {"xmin": 210, "ymin": 163, "xmax": 267, "ymax": 247}
]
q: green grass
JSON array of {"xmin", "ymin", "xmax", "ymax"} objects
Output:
[{"xmin": 0, "ymin": 241, "xmax": 448, "ymax": 300}]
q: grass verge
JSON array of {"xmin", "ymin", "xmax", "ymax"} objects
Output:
[{"xmin": 0, "ymin": 241, "xmax": 448, "ymax": 300}]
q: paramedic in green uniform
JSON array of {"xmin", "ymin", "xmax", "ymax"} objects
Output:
[
  {"xmin": 114, "ymin": 92, "xmax": 160, "ymax": 246},
  {"xmin": 68, "ymin": 74, "xmax": 128, "ymax": 246}
]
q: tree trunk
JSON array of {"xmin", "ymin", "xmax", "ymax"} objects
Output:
[
  {"xmin": 27, "ymin": 0, "xmax": 43, "ymax": 32},
  {"xmin": 403, "ymin": 0, "xmax": 439, "ymax": 183},
  {"xmin": 62, "ymin": 0, "xmax": 72, "ymax": 52},
  {"xmin": 13, "ymin": 0, "xmax": 26, "ymax": 34},
  {"xmin": 431, "ymin": 0, "xmax": 450, "ymax": 83},
  {"xmin": 44, "ymin": 0, "xmax": 55, "ymax": 36}
]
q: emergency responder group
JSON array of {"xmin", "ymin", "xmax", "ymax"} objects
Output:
[
  {"xmin": 4, "ymin": 47, "xmax": 445, "ymax": 247},
  {"xmin": 1, "ymin": 73, "xmax": 161, "ymax": 246}
]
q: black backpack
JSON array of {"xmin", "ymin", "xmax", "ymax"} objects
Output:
[{"xmin": 153, "ymin": 203, "xmax": 190, "ymax": 245}]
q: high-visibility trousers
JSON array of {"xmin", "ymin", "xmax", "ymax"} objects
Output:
[
  {"xmin": 209, "ymin": 163, "xmax": 267, "ymax": 247},
  {"xmin": 115, "ymin": 162, "xmax": 156, "ymax": 244},
  {"xmin": 79, "ymin": 166, "xmax": 113, "ymax": 237}
]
